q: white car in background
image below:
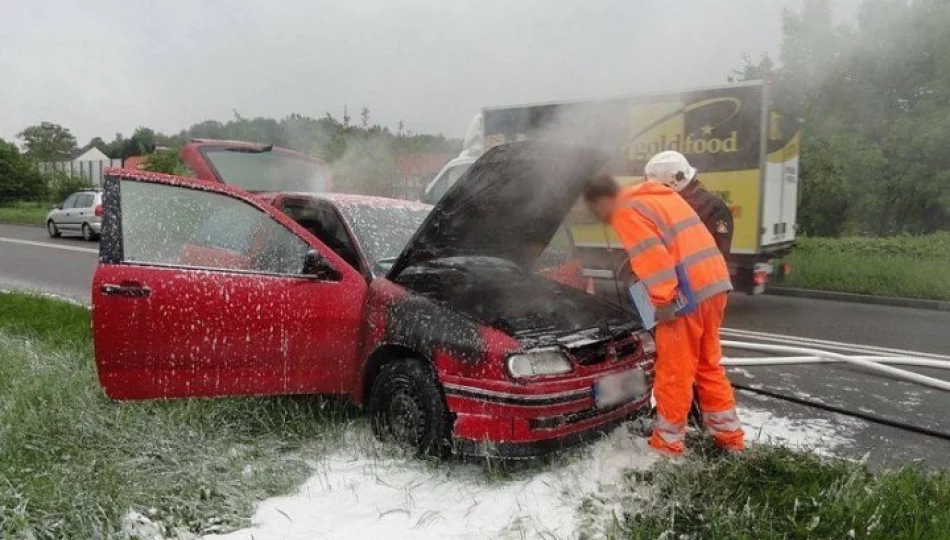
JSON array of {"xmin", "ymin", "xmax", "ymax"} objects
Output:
[{"xmin": 46, "ymin": 189, "xmax": 103, "ymax": 241}]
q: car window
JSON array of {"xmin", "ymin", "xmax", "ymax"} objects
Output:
[
  {"xmin": 335, "ymin": 201, "xmax": 432, "ymax": 269},
  {"xmin": 76, "ymin": 194, "xmax": 93, "ymax": 208},
  {"xmin": 425, "ymin": 163, "xmax": 471, "ymax": 203},
  {"xmin": 278, "ymin": 198, "xmax": 361, "ymax": 269},
  {"xmin": 61, "ymin": 193, "xmax": 79, "ymax": 209},
  {"xmin": 120, "ymin": 180, "xmax": 310, "ymax": 275}
]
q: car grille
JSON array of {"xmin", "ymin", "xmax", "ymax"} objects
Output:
[
  {"xmin": 528, "ymin": 393, "xmax": 651, "ymax": 430},
  {"xmin": 572, "ymin": 335, "xmax": 641, "ymax": 366}
]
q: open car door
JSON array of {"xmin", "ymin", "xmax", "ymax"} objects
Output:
[{"xmin": 92, "ymin": 170, "xmax": 365, "ymax": 399}]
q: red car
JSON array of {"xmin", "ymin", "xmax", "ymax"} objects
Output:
[
  {"xmin": 92, "ymin": 141, "xmax": 655, "ymax": 458},
  {"xmin": 179, "ymin": 138, "xmax": 333, "ymax": 192}
]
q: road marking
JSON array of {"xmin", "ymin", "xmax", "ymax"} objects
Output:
[
  {"xmin": 0, "ymin": 237, "xmax": 99, "ymax": 254},
  {"xmin": 721, "ymin": 327, "xmax": 950, "ymax": 360}
]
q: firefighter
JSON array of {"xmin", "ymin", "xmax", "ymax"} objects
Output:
[
  {"xmin": 583, "ymin": 174, "xmax": 744, "ymax": 456},
  {"xmin": 644, "ymin": 151, "xmax": 733, "ymax": 259}
]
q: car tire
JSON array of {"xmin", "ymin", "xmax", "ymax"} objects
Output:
[
  {"xmin": 368, "ymin": 358, "xmax": 452, "ymax": 458},
  {"xmin": 81, "ymin": 223, "xmax": 97, "ymax": 241},
  {"xmin": 47, "ymin": 220, "xmax": 61, "ymax": 238}
]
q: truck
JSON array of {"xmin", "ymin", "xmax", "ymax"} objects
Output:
[{"xmin": 423, "ymin": 80, "xmax": 801, "ymax": 295}]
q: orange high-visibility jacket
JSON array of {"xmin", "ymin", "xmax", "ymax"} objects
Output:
[{"xmin": 612, "ymin": 181, "xmax": 733, "ymax": 307}]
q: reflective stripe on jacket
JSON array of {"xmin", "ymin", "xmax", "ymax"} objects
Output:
[{"xmin": 611, "ymin": 181, "xmax": 733, "ymax": 306}]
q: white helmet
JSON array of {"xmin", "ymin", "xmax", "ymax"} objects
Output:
[{"xmin": 644, "ymin": 151, "xmax": 697, "ymax": 191}]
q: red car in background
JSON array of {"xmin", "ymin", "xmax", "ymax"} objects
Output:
[
  {"xmin": 92, "ymin": 141, "xmax": 655, "ymax": 458},
  {"xmin": 179, "ymin": 138, "xmax": 332, "ymax": 193}
]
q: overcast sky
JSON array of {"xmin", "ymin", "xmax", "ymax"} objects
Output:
[{"xmin": 0, "ymin": 0, "xmax": 862, "ymax": 144}]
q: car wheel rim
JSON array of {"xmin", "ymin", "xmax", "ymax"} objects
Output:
[
  {"xmin": 48, "ymin": 222, "xmax": 55, "ymax": 235},
  {"xmin": 82, "ymin": 225, "xmax": 90, "ymax": 240},
  {"xmin": 388, "ymin": 389, "xmax": 424, "ymax": 449}
]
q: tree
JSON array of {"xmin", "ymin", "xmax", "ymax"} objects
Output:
[
  {"xmin": 740, "ymin": 0, "xmax": 950, "ymax": 235},
  {"xmin": 361, "ymin": 106, "xmax": 371, "ymax": 128},
  {"xmin": 17, "ymin": 122, "xmax": 77, "ymax": 161},
  {"xmin": 81, "ymin": 137, "xmax": 108, "ymax": 155},
  {"xmin": 0, "ymin": 138, "xmax": 46, "ymax": 203},
  {"xmin": 728, "ymin": 53, "xmax": 775, "ymax": 83}
]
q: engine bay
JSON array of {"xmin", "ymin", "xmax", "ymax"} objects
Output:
[{"xmin": 393, "ymin": 256, "xmax": 637, "ymax": 346}]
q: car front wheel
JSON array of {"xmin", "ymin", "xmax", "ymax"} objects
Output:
[
  {"xmin": 368, "ymin": 358, "xmax": 451, "ymax": 458},
  {"xmin": 47, "ymin": 220, "xmax": 60, "ymax": 238}
]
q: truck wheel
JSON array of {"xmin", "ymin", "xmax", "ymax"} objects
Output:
[
  {"xmin": 368, "ymin": 358, "xmax": 451, "ymax": 458},
  {"xmin": 47, "ymin": 220, "xmax": 61, "ymax": 238}
]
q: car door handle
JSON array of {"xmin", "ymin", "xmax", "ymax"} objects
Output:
[{"xmin": 100, "ymin": 283, "xmax": 151, "ymax": 298}]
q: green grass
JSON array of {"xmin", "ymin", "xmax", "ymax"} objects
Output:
[
  {"xmin": 6, "ymin": 293, "xmax": 950, "ymax": 539},
  {"xmin": 779, "ymin": 233, "xmax": 950, "ymax": 301},
  {"xmin": 0, "ymin": 292, "xmax": 355, "ymax": 539},
  {"xmin": 596, "ymin": 445, "xmax": 950, "ymax": 540},
  {"xmin": 0, "ymin": 201, "xmax": 50, "ymax": 226}
]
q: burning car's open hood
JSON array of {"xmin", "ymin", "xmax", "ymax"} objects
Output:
[{"xmin": 387, "ymin": 142, "xmax": 608, "ymax": 278}]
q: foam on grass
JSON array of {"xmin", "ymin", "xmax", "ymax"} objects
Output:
[{"xmin": 201, "ymin": 404, "xmax": 861, "ymax": 540}]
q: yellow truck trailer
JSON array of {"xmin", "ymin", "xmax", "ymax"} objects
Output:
[{"xmin": 425, "ymin": 80, "xmax": 801, "ymax": 294}]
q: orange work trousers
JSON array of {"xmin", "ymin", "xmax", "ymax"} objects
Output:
[{"xmin": 649, "ymin": 293, "xmax": 744, "ymax": 455}]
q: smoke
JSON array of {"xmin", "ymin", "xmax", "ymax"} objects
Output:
[{"xmin": 329, "ymin": 134, "xmax": 398, "ymax": 197}]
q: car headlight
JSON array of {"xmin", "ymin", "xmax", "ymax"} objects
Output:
[{"xmin": 507, "ymin": 349, "xmax": 573, "ymax": 378}]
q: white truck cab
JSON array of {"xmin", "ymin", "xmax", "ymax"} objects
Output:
[{"xmin": 422, "ymin": 113, "xmax": 483, "ymax": 204}]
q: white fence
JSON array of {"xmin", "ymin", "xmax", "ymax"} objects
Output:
[{"xmin": 38, "ymin": 159, "xmax": 122, "ymax": 187}]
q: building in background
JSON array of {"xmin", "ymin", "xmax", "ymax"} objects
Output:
[
  {"xmin": 39, "ymin": 147, "xmax": 121, "ymax": 186},
  {"xmin": 392, "ymin": 153, "xmax": 452, "ymax": 200}
]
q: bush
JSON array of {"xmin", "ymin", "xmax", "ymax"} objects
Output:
[
  {"xmin": 45, "ymin": 170, "xmax": 94, "ymax": 205},
  {"xmin": 793, "ymin": 234, "xmax": 950, "ymax": 261},
  {"xmin": 0, "ymin": 138, "xmax": 47, "ymax": 203},
  {"xmin": 141, "ymin": 149, "xmax": 193, "ymax": 176},
  {"xmin": 778, "ymin": 234, "xmax": 950, "ymax": 300}
]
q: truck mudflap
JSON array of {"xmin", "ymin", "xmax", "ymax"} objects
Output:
[{"xmin": 751, "ymin": 262, "xmax": 773, "ymax": 295}]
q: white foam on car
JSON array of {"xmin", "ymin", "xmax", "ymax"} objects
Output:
[{"xmin": 201, "ymin": 410, "xmax": 856, "ymax": 540}]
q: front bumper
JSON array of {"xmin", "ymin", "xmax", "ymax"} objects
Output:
[
  {"xmin": 453, "ymin": 400, "xmax": 649, "ymax": 458},
  {"xmin": 444, "ymin": 369, "xmax": 652, "ymax": 458}
]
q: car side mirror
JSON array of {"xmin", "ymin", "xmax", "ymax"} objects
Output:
[
  {"xmin": 55, "ymin": 204, "xmax": 63, "ymax": 210},
  {"xmin": 302, "ymin": 249, "xmax": 341, "ymax": 281}
]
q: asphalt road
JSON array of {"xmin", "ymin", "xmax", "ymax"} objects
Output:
[
  {"xmin": 0, "ymin": 223, "xmax": 98, "ymax": 300},
  {"xmin": 2, "ymin": 222, "xmax": 950, "ymax": 467}
]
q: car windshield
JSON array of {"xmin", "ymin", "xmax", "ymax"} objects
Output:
[
  {"xmin": 202, "ymin": 148, "xmax": 331, "ymax": 192},
  {"xmin": 336, "ymin": 201, "xmax": 432, "ymax": 270}
]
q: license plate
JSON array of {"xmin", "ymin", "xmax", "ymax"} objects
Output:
[{"xmin": 593, "ymin": 368, "xmax": 648, "ymax": 408}]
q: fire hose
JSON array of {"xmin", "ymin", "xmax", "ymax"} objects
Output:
[
  {"xmin": 717, "ymin": 339, "xmax": 950, "ymax": 441},
  {"xmin": 720, "ymin": 340, "xmax": 950, "ymax": 392}
]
